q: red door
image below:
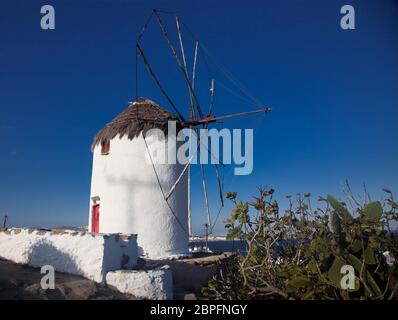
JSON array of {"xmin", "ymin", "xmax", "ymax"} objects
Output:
[{"xmin": 91, "ymin": 204, "xmax": 100, "ymax": 233}]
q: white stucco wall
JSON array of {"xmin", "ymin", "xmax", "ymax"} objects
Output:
[
  {"xmin": 106, "ymin": 266, "xmax": 173, "ymax": 300},
  {"xmin": 0, "ymin": 228, "xmax": 138, "ymax": 283},
  {"xmin": 89, "ymin": 133, "xmax": 189, "ymax": 259}
]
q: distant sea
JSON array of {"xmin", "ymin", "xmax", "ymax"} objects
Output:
[
  {"xmin": 191, "ymin": 232, "xmax": 398, "ymax": 254},
  {"xmin": 189, "ymin": 240, "xmax": 247, "ymax": 253}
]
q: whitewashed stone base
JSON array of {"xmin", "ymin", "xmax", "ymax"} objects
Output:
[
  {"xmin": 0, "ymin": 228, "xmax": 138, "ymax": 283},
  {"xmin": 106, "ymin": 266, "xmax": 173, "ymax": 300}
]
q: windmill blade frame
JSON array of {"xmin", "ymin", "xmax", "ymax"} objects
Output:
[{"xmin": 135, "ymin": 10, "xmax": 272, "ymax": 242}]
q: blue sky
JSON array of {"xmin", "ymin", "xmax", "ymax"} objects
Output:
[{"xmin": 0, "ymin": 0, "xmax": 397, "ymax": 235}]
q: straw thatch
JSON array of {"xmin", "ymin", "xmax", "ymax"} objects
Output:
[{"xmin": 92, "ymin": 97, "xmax": 181, "ymax": 150}]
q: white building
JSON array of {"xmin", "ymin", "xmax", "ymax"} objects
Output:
[{"xmin": 89, "ymin": 98, "xmax": 189, "ymax": 259}]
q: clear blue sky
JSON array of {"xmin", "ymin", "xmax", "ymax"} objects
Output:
[{"xmin": 0, "ymin": 0, "xmax": 397, "ymax": 235}]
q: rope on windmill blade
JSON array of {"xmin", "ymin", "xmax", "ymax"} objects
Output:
[
  {"xmin": 136, "ymin": 10, "xmax": 155, "ymax": 42},
  {"xmin": 198, "ymin": 43, "xmax": 265, "ymax": 108},
  {"xmin": 153, "ymin": 10, "xmax": 204, "ymax": 119},
  {"xmin": 136, "ymin": 44, "xmax": 186, "ymax": 123},
  {"xmin": 178, "ymin": 18, "xmax": 264, "ymax": 108},
  {"xmin": 214, "ymin": 79, "xmax": 264, "ymax": 108},
  {"xmin": 165, "ymin": 155, "xmax": 194, "ymax": 201},
  {"xmin": 210, "ymin": 163, "xmax": 225, "ymax": 235}
]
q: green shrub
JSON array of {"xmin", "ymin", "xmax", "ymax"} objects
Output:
[{"xmin": 203, "ymin": 187, "xmax": 398, "ymax": 300}]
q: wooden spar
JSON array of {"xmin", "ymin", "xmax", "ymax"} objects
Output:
[
  {"xmin": 190, "ymin": 41, "xmax": 212, "ymax": 236},
  {"xmin": 195, "ymin": 127, "xmax": 212, "ymax": 232},
  {"xmin": 187, "ymin": 41, "xmax": 199, "ymax": 237},
  {"xmin": 203, "ymin": 73, "xmax": 224, "ymax": 211},
  {"xmin": 136, "ymin": 44, "xmax": 186, "ymax": 123},
  {"xmin": 153, "ymin": 10, "xmax": 204, "ymax": 119},
  {"xmin": 175, "ymin": 16, "xmax": 193, "ymax": 235},
  {"xmin": 214, "ymin": 164, "xmax": 224, "ymax": 207},
  {"xmin": 204, "ymin": 223, "xmax": 209, "ymax": 253},
  {"xmin": 176, "ymin": 15, "xmax": 194, "ymax": 111},
  {"xmin": 191, "ymin": 41, "xmax": 199, "ymax": 121},
  {"xmin": 187, "ymin": 149, "xmax": 192, "ymax": 236},
  {"xmin": 192, "ymin": 41, "xmax": 199, "ymax": 95},
  {"xmin": 200, "ymin": 162, "xmax": 212, "ymax": 230},
  {"xmin": 213, "ymin": 107, "xmax": 272, "ymax": 121},
  {"xmin": 184, "ymin": 107, "xmax": 272, "ymax": 127},
  {"xmin": 165, "ymin": 156, "xmax": 194, "ymax": 201},
  {"xmin": 143, "ymin": 135, "xmax": 191, "ymax": 237}
]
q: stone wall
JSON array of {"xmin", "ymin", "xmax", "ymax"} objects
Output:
[
  {"xmin": 106, "ymin": 266, "xmax": 173, "ymax": 300},
  {"xmin": 0, "ymin": 228, "xmax": 138, "ymax": 283}
]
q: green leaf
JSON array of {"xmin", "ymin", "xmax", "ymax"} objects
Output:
[
  {"xmin": 286, "ymin": 275, "xmax": 313, "ymax": 293},
  {"xmin": 238, "ymin": 213, "xmax": 249, "ymax": 223},
  {"xmin": 327, "ymin": 195, "xmax": 353, "ymax": 221},
  {"xmin": 346, "ymin": 277, "xmax": 361, "ymax": 293},
  {"xmin": 350, "ymin": 239, "xmax": 362, "ymax": 253},
  {"xmin": 328, "ymin": 257, "xmax": 347, "ymax": 288},
  {"xmin": 364, "ymin": 247, "xmax": 378, "ymax": 265},
  {"xmin": 330, "ymin": 211, "xmax": 342, "ymax": 234},
  {"xmin": 226, "ymin": 227, "xmax": 241, "ymax": 240},
  {"xmin": 363, "ymin": 201, "xmax": 383, "ymax": 222},
  {"xmin": 329, "ymin": 258, "xmax": 360, "ymax": 292},
  {"xmin": 312, "ymin": 237, "xmax": 331, "ymax": 261},
  {"xmin": 230, "ymin": 209, "xmax": 239, "ymax": 223},
  {"xmin": 306, "ymin": 259, "xmax": 318, "ymax": 274},
  {"xmin": 348, "ymin": 254, "xmax": 382, "ymax": 297}
]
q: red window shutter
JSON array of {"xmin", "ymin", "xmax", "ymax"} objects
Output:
[
  {"xmin": 101, "ymin": 140, "xmax": 110, "ymax": 155},
  {"xmin": 91, "ymin": 204, "xmax": 100, "ymax": 233}
]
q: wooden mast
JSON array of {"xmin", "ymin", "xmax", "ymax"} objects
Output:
[
  {"xmin": 188, "ymin": 41, "xmax": 199, "ymax": 237},
  {"xmin": 176, "ymin": 15, "xmax": 195, "ymax": 237},
  {"xmin": 175, "ymin": 16, "xmax": 213, "ymax": 240}
]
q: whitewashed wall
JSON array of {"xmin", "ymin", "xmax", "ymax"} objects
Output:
[
  {"xmin": 0, "ymin": 228, "xmax": 138, "ymax": 283},
  {"xmin": 89, "ymin": 133, "xmax": 189, "ymax": 259},
  {"xmin": 106, "ymin": 266, "xmax": 173, "ymax": 300}
]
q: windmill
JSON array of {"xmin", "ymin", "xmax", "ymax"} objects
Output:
[{"xmin": 135, "ymin": 10, "xmax": 272, "ymax": 247}]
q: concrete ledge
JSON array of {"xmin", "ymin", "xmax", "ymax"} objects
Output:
[
  {"xmin": 146, "ymin": 252, "xmax": 234, "ymax": 299},
  {"xmin": 106, "ymin": 266, "xmax": 173, "ymax": 300},
  {"xmin": 0, "ymin": 228, "xmax": 138, "ymax": 283}
]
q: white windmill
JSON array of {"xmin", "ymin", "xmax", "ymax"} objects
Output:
[{"xmin": 88, "ymin": 9, "xmax": 271, "ymax": 259}]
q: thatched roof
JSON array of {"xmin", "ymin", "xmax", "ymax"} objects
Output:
[{"xmin": 92, "ymin": 97, "xmax": 180, "ymax": 150}]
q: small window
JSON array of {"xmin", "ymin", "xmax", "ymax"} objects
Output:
[{"xmin": 101, "ymin": 139, "xmax": 110, "ymax": 155}]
